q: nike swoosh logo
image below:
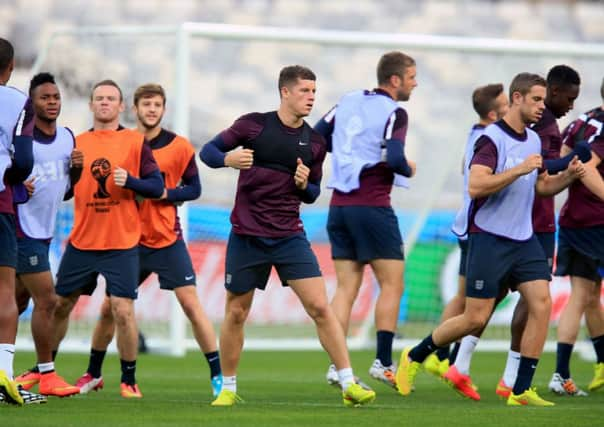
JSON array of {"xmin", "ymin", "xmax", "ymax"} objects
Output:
[
  {"xmin": 299, "ymin": 142, "xmax": 308, "ymax": 146},
  {"xmin": 3, "ymin": 350, "xmax": 15, "ymax": 354},
  {"xmin": 185, "ymin": 275, "xmax": 194, "ymax": 280}
]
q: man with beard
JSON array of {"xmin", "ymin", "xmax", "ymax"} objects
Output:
[
  {"xmin": 75, "ymin": 83, "xmax": 223, "ymax": 398},
  {"xmin": 314, "ymin": 51, "xmax": 417, "ymax": 391}
]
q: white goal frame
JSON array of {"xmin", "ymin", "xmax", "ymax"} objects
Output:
[{"xmin": 25, "ymin": 23, "xmax": 604, "ymax": 356}]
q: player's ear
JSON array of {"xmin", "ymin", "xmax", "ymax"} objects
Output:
[
  {"xmin": 119, "ymin": 100, "xmax": 126, "ymax": 113},
  {"xmin": 280, "ymin": 85, "xmax": 289, "ymax": 99},
  {"xmin": 487, "ymin": 110, "xmax": 497, "ymax": 123}
]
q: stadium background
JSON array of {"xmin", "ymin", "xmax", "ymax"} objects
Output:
[{"xmin": 2, "ymin": 0, "xmax": 604, "ymax": 352}]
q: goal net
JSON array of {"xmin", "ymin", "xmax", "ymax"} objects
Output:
[{"xmin": 18, "ymin": 23, "xmax": 604, "ymax": 356}]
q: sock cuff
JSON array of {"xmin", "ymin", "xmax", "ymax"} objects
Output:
[
  {"xmin": 461, "ymin": 335, "xmax": 480, "ymax": 345},
  {"xmin": 223, "ymin": 375, "xmax": 237, "ymax": 385},
  {"xmin": 520, "ymin": 355, "xmax": 539, "ymax": 365},
  {"xmin": 38, "ymin": 362, "xmax": 55, "ymax": 373}
]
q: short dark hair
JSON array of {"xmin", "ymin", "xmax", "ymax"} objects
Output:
[
  {"xmin": 0, "ymin": 38, "xmax": 14, "ymax": 72},
  {"xmin": 600, "ymin": 77, "xmax": 604, "ymax": 100},
  {"xmin": 377, "ymin": 51, "xmax": 416, "ymax": 86},
  {"xmin": 29, "ymin": 72, "xmax": 57, "ymax": 97},
  {"xmin": 472, "ymin": 83, "xmax": 504, "ymax": 119},
  {"xmin": 278, "ymin": 65, "xmax": 316, "ymax": 94},
  {"xmin": 546, "ymin": 65, "xmax": 580, "ymax": 88},
  {"xmin": 509, "ymin": 73, "xmax": 547, "ymax": 101},
  {"xmin": 133, "ymin": 83, "xmax": 166, "ymax": 106},
  {"xmin": 91, "ymin": 79, "xmax": 123, "ymax": 101}
]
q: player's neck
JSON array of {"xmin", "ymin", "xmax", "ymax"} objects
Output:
[
  {"xmin": 478, "ymin": 118, "xmax": 492, "ymax": 127},
  {"xmin": 277, "ymin": 108, "xmax": 304, "ymax": 128},
  {"xmin": 378, "ymin": 85, "xmax": 397, "ymax": 100},
  {"xmin": 35, "ymin": 118, "xmax": 56, "ymax": 135},
  {"xmin": 502, "ymin": 111, "xmax": 526, "ymax": 134},
  {"xmin": 138, "ymin": 124, "xmax": 162, "ymax": 141},
  {"xmin": 94, "ymin": 119, "xmax": 120, "ymax": 131}
]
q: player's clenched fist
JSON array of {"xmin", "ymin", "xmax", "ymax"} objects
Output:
[
  {"xmin": 294, "ymin": 158, "xmax": 310, "ymax": 190},
  {"xmin": 225, "ymin": 148, "xmax": 254, "ymax": 169},
  {"xmin": 567, "ymin": 155, "xmax": 586, "ymax": 179},
  {"xmin": 519, "ymin": 154, "xmax": 542, "ymax": 175},
  {"xmin": 113, "ymin": 166, "xmax": 128, "ymax": 187},
  {"xmin": 70, "ymin": 149, "xmax": 84, "ymax": 168},
  {"xmin": 24, "ymin": 177, "xmax": 35, "ymax": 197}
]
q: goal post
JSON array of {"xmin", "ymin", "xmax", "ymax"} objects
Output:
[{"xmin": 20, "ymin": 22, "xmax": 604, "ymax": 356}]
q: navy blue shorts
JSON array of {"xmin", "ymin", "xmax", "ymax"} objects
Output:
[
  {"xmin": 465, "ymin": 233, "xmax": 551, "ymax": 299},
  {"xmin": 458, "ymin": 238, "xmax": 468, "ymax": 276},
  {"xmin": 536, "ymin": 232, "xmax": 555, "ymax": 274},
  {"xmin": 55, "ymin": 243, "xmax": 140, "ymax": 299},
  {"xmin": 225, "ymin": 231, "xmax": 322, "ymax": 294},
  {"xmin": 327, "ymin": 206, "xmax": 404, "ymax": 263},
  {"xmin": 17, "ymin": 237, "xmax": 51, "ymax": 274},
  {"xmin": 0, "ymin": 213, "xmax": 17, "ymax": 268},
  {"xmin": 555, "ymin": 227, "xmax": 603, "ymax": 282},
  {"xmin": 139, "ymin": 240, "xmax": 196, "ymax": 290}
]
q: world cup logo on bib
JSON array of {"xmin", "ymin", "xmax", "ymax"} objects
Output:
[{"xmin": 91, "ymin": 158, "xmax": 112, "ymax": 199}]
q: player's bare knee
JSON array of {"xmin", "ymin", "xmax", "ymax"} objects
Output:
[
  {"xmin": 55, "ymin": 296, "xmax": 76, "ymax": 319},
  {"xmin": 530, "ymin": 292, "xmax": 551, "ymax": 316},
  {"xmin": 36, "ymin": 293, "xmax": 58, "ymax": 316},
  {"xmin": 177, "ymin": 295, "xmax": 199, "ymax": 319},
  {"xmin": 111, "ymin": 301, "xmax": 134, "ymax": 325},
  {"xmin": 99, "ymin": 301, "xmax": 113, "ymax": 320},
  {"xmin": 379, "ymin": 281, "xmax": 404, "ymax": 299},
  {"xmin": 305, "ymin": 300, "xmax": 330, "ymax": 321},
  {"xmin": 585, "ymin": 290, "xmax": 601, "ymax": 310},
  {"xmin": 227, "ymin": 304, "xmax": 250, "ymax": 325},
  {"xmin": 464, "ymin": 310, "xmax": 489, "ymax": 331}
]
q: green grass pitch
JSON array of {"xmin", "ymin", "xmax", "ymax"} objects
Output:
[{"xmin": 5, "ymin": 350, "xmax": 602, "ymax": 426}]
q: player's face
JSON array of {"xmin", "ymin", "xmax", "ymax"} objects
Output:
[
  {"xmin": 134, "ymin": 95, "xmax": 165, "ymax": 130},
  {"xmin": 283, "ymin": 78, "xmax": 316, "ymax": 118},
  {"xmin": 518, "ymin": 85, "xmax": 546, "ymax": 125},
  {"xmin": 493, "ymin": 92, "xmax": 509, "ymax": 120},
  {"xmin": 395, "ymin": 66, "xmax": 417, "ymax": 102},
  {"xmin": 32, "ymin": 82, "xmax": 61, "ymax": 122},
  {"xmin": 549, "ymin": 84, "xmax": 580, "ymax": 119},
  {"xmin": 90, "ymin": 85, "xmax": 124, "ymax": 124}
]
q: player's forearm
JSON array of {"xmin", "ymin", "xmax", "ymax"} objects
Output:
[
  {"xmin": 6, "ymin": 135, "xmax": 34, "ymax": 184},
  {"xmin": 124, "ymin": 170, "xmax": 164, "ymax": 198},
  {"xmin": 200, "ymin": 134, "xmax": 228, "ymax": 168},
  {"xmin": 69, "ymin": 166, "xmax": 83, "ymax": 188},
  {"xmin": 299, "ymin": 181, "xmax": 320, "ymax": 204},
  {"xmin": 385, "ymin": 138, "xmax": 413, "ymax": 177},
  {"xmin": 166, "ymin": 174, "xmax": 201, "ymax": 202},
  {"xmin": 544, "ymin": 142, "xmax": 591, "ymax": 174},
  {"xmin": 535, "ymin": 171, "xmax": 574, "ymax": 197},
  {"xmin": 468, "ymin": 167, "xmax": 524, "ymax": 199}
]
